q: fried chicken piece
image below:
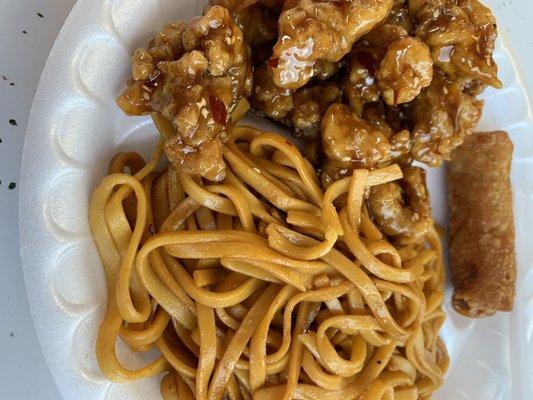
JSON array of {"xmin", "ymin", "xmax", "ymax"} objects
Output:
[
  {"xmin": 290, "ymin": 83, "xmax": 343, "ymax": 139},
  {"xmin": 211, "ymin": 1, "xmax": 280, "ymax": 65},
  {"xmin": 368, "ymin": 165, "xmax": 432, "ymax": 244},
  {"xmin": 376, "ymin": 36, "xmax": 433, "ymax": 105},
  {"xmin": 344, "ymin": 1, "xmax": 414, "ymax": 113},
  {"xmin": 116, "ymin": 6, "xmax": 252, "ymax": 181},
  {"xmin": 362, "ymin": 101, "xmax": 412, "ymax": 161},
  {"xmin": 313, "ymin": 59, "xmax": 344, "ymax": 81},
  {"xmin": 362, "ymin": 0, "xmax": 414, "ymax": 46},
  {"xmin": 321, "ymin": 103, "xmax": 391, "ymax": 187},
  {"xmin": 234, "ymin": 3, "xmax": 279, "ymax": 65},
  {"xmin": 268, "ymin": 0, "xmax": 393, "ymax": 90},
  {"xmin": 250, "ymin": 64, "xmax": 341, "ymax": 139},
  {"xmin": 362, "ymin": 101, "xmax": 409, "ymax": 134},
  {"xmin": 414, "ymin": 0, "xmax": 501, "ymax": 94},
  {"xmin": 250, "ymin": 64, "xmax": 294, "ymax": 120},
  {"xmin": 343, "ymin": 48, "xmax": 382, "ymax": 115},
  {"xmin": 387, "ymin": 0, "xmax": 416, "ymax": 34},
  {"xmin": 409, "ymin": 74, "xmax": 482, "ymax": 166}
]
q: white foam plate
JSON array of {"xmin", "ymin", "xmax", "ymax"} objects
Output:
[{"xmin": 19, "ymin": 0, "xmax": 533, "ymax": 399}]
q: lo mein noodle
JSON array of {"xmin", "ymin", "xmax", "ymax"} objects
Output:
[{"xmin": 89, "ymin": 112, "xmax": 448, "ymax": 400}]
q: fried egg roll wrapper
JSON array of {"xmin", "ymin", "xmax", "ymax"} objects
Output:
[{"xmin": 447, "ymin": 131, "xmax": 516, "ymax": 317}]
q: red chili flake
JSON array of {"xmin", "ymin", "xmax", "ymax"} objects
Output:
[
  {"xmin": 355, "ymin": 50, "xmax": 378, "ymax": 75},
  {"xmin": 268, "ymin": 57, "xmax": 279, "ymax": 68},
  {"xmin": 284, "ymin": 139, "xmax": 293, "ymax": 147},
  {"xmin": 208, "ymin": 94, "xmax": 227, "ymax": 125}
]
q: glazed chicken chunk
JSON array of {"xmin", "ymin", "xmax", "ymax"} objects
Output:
[
  {"xmin": 368, "ymin": 165, "xmax": 432, "ymax": 244},
  {"xmin": 361, "ymin": 102, "xmax": 412, "ymax": 162},
  {"xmin": 250, "ymin": 63, "xmax": 294, "ymax": 120},
  {"xmin": 290, "ymin": 83, "xmax": 342, "ymax": 138},
  {"xmin": 414, "ymin": 0, "xmax": 501, "ymax": 93},
  {"xmin": 268, "ymin": 0, "xmax": 393, "ymax": 90},
  {"xmin": 321, "ymin": 103, "xmax": 391, "ymax": 187},
  {"xmin": 250, "ymin": 65, "xmax": 341, "ymax": 139},
  {"xmin": 362, "ymin": 0, "xmax": 414, "ymax": 46},
  {"xmin": 376, "ymin": 36, "xmax": 433, "ymax": 105},
  {"xmin": 344, "ymin": 0, "xmax": 420, "ymax": 113},
  {"xmin": 116, "ymin": 6, "xmax": 252, "ymax": 181},
  {"xmin": 410, "ymin": 74, "xmax": 483, "ymax": 166},
  {"xmin": 233, "ymin": 3, "xmax": 279, "ymax": 65},
  {"xmin": 343, "ymin": 48, "xmax": 382, "ymax": 115}
]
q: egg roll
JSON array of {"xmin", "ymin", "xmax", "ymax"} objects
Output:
[{"xmin": 447, "ymin": 131, "xmax": 516, "ymax": 317}]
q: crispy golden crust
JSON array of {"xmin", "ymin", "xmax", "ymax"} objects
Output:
[{"xmin": 447, "ymin": 131, "xmax": 516, "ymax": 317}]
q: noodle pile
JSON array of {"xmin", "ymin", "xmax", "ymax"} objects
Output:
[{"xmin": 89, "ymin": 113, "xmax": 448, "ymax": 400}]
